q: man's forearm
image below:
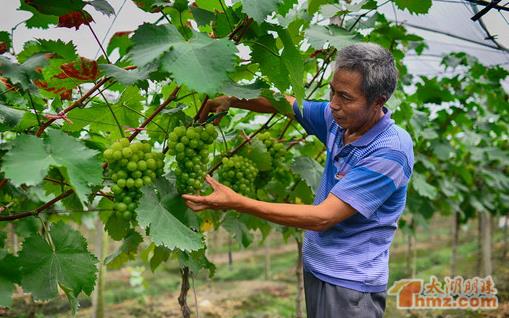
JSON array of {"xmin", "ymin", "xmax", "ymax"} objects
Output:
[
  {"xmin": 229, "ymin": 97, "xmax": 277, "ymax": 113},
  {"xmin": 231, "ymin": 194, "xmax": 329, "ymax": 231}
]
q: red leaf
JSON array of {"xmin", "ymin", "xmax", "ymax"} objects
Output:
[
  {"xmin": 0, "ymin": 42, "xmax": 8, "ymax": 54},
  {"xmin": 112, "ymin": 31, "xmax": 133, "ymax": 38},
  {"xmin": 58, "ymin": 11, "xmax": 93, "ymax": 30},
  {"xmin": 34, "ymin": 79, "xmax": 72, "ymax": 99},
  {"xmin": 55, "ymin": 57, "xmax": 99, "ymax": 81},
  {"xmin": 59, "ymin": 89, "xmax": 73, "ymax": 100},
  {"xmin": 0, "ymin": 77, "xmax": 16, "ymax": 91}
]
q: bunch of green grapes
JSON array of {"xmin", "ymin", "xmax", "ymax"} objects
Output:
[
  {"xmin": 167, "ymin": 124, "xmax": 217, "ymax": 194},
  {"xmin": 218, "ymin": 155, "xmax": 258, "ymax": 197},
  {"xmin": 255, "ymin": 132, "xmax": 293, "ymax": 191},
  {"xmin": 103, "ymin": 138, "xmax": 164, "ymax": 220},
  {"xmin": 257, "ymin": 132, "xmax": 289, "ymax": 162}
]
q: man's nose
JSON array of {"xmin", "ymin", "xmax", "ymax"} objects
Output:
[{"xmin": 329, "ymin": 101, "xmax": 340, "ymax": 111}]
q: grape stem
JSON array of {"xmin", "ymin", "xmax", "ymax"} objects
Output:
[
  {"xmin": 208, "ymin": 113, "xmax": 277, "ymax": 174},
  {"xmin": 193, "ymin": 95, "xmax": 209, "ymax": 122},
  {"xmin": 0, "ymin": 189, "xmax": 74, "ymax": 221},
  {"xmin": 127, "ymin": 86, "xmax": 181, "ymax": 142}
]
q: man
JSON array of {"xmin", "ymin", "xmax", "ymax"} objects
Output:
[{"xmin": 182, "ymin": 43, "xmax": 414, "ymax": 318}]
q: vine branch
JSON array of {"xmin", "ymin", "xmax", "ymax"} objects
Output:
[
  {"xmin": 127, "ymin": 86, "xmax": 181, "ymax": 141},
  {"xmin": 0, "ymin": 189, "xmax": 74, "ymax": 221},
  {"xmin": 35, "ymin": 77, "xmax": 111, "ymax": 137}
]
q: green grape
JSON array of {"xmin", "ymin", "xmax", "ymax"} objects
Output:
[
  {"xmin": 146, "ymin": 158, "xmax": 156, "ymax": 170},
  {"xmin": 122, "ymin": 210, "xmax": 132, "ymax": 220},
  {"xmin": 103, "ymin": 149, "xmax": 114, "ymax": 161},
  {"xmin": 122, "ymin": 147, "xmax": 132, "ymax": 158},
  {"xmin": 117, "ymin": 179, "xmax": 126, "ymax": 188},
  {"xmin": 133, "ymin": 179, "xmax": 143, "ymax": 188},
  {"xmin": 115, "ymin": 202, "xmax": 127, "ymax": 212},
  {"xmin": 112, "ymin": 150, "xmax": 122, "ymax": 160},
  {"xmin": 126, "ymin": 178, "xmax": 135, "ymax": 188},
  {"xmin": 127, "ymin": 161, "xmax": 137, "ymax": 171},
  {"xmin": 138, "ymin": 160, "xmax": 147, "ymax": 171}
]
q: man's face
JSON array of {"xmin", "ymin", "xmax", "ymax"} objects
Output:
[{"xmin": 329, "ymin": 69, "xmax": 379, "ymax": 131}]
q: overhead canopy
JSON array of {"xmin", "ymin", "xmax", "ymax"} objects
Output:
[{"xmin": 375, "ymin": 0, "xmax": 509, "ymax": 77}]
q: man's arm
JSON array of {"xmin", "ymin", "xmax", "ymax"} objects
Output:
[
  {"xmin": 182, "ymin": 175, "xmax": 356, "ymax": 231},
  {"xmin": 199, "ymin": 96, "xmax": 296, "ymax": 123}
]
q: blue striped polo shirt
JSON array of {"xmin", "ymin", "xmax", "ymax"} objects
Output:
[{"xmin": 293, "ymin": 100, "xmax": 414, "ymax": 293}]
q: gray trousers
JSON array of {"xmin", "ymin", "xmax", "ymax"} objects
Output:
[{"xmin": 304, "ymin": 271, "xmax": 386, "ymax": 318}]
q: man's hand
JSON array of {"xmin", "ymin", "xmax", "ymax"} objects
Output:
[
  {"xmin": 182, "ymin": 175, "xmax": 241, "ymax": 211},
  {"xmin": 198, "ymin": 96, "xmax": 231, "ymax": 124}
]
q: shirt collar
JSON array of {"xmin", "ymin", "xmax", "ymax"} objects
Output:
[{"xmin": 338, "ymin": 106, "xmax": 394, "ymax": 147}]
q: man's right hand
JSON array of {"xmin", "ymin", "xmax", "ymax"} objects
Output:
[{"xmin": 199, "ymin": 96, "xmax": 232, "ymax": 124}]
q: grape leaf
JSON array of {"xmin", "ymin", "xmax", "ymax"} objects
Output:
[
  {"xmin": 305, "ymin": 25, "xmax": 358, "ymax": 50},
  {"xmin": 18, "ymin": 2, "xmax": 59, "ymax": 29},
  {"xmin": 0, "ymin": 254, "xmax": 20, "ymax": 307},
  {"xmin": 261, "ymin": 90, "xmax": 293, "ymax": 117},
  {"xmin": 2, "ymin": 130, "xmax": 102, "ymax": 204},
  {"xmin": 221, "ymin": 81, "xmax": 263, "ymax": 100},
  {"xmin": 178, "ymin": 248, "xmax": 216, "ymax": 277},
  {"xmin": 129, "ymin": 23, "xmax": 182, "ymax": 67},
  {"xmin": 0, "ymin": 32, "xmax": 11, "ymax": 54},
  {"xmin": 278, "ymin": 0, "xmax": 298, "ymax": 16},
  {"xmin": 195, "ymin": 0, "xmax": 223, "ymax": 12},
  {"xmin": 190, "ymin": 6, "xmax": 215, "ymax": 26},
  {"xmin": 222, "ymin": 212, "xmax": 253, "ymax": 247},
  {"xmin": 66, "ymin": 86, "xmax": 144, "ymax": 138},
  {"xmin": 0, "ymin": 104, "xmax": 25, "ymax": 131},
  {"xmin": 107, "ymin": 31, "xmax": 133, "ymax": 57},
  {"xmin": 241, "ymin": 0, "xmax": 282, "ymax": 23},
  {"xmin": 104, "ymin": 230, "xmax": 143, "ymax": 269},
  {"xmin": 411, "ymin": 172, "xmax": 437, "ymax": 199},
  {"xmin": 393, "ymin": 0, "xmax": 432, "ymax": 14},
  {"xmin": 0, "ymin": 54, "xmax": 49, "ymax": 91},
  {"xmin": 105, "ymin": 213, "xmax": 130, "ymax": 241},
  {"xmin": 24, "ymin": 0, "xmax": 86, "ymax": 16},
  {"xmin": 17, "ymin": 222, "xmax": 97, "ymax": 308},
  {"xmin": 291, "ymin": 156, "xmax": 323, "ymax": 191},
  {"xmin": 249, "ymin": 35, "xmax": 289, "ymax": 93},
  {"xmin": 308, "ymin": 0, "xmax": 335, "ymax": 15},
  {"xmin": 99, "ymin": 64, "xmax": 149, "ymax": 85},
  {"xmin": 161, "ymin": 32, "xmax": 237, "ymax": 95},
  {"xmin": 150, "ymin": 245, "xmax": 171, "ymax": 272},
  {"xmin": 277, "ymin": 29, "xmax": 304, "ymax": 105},
  {"xmin": 88, "ymin": 0, "xmax": 115, "ymax": 16},
  {"xmin": 136, "ymin": 177, "xmax": 203, "ymax": 251}
]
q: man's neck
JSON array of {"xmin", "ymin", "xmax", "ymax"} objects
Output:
[{"xmin": 343, "ymin": 108, "xmax": 385, "ymax": 145}]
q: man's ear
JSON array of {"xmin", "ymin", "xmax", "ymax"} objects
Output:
[{"xmin": 374, "ymin": 95, "xmax": 387, "ymax": 110}]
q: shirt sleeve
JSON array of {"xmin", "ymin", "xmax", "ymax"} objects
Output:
[
  {"xmin": 330, "ymin": 148, "xmax": 412, "ymax": 219},
  {"xmin": 292, "ymin": 100, "xmax": 329, "ymax": 144}
]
